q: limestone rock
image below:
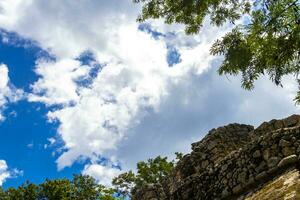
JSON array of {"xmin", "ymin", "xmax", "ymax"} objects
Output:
[
  {"xmin": 278, "ymin": 155, "xmax": 298, "ymax": 168},
  {"xmin": 267, "ymin": 157, "xmax": 280, "ymax": 168}
]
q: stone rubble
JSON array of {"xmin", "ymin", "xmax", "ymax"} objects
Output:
[{"xmin": 132, "ymin": 115, "xmax": 300, "ymax": 200}]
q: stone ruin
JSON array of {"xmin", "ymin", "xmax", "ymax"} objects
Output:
[{"xmin": 132, "ymin": 115, "xmax": 300, "ymax": 200}]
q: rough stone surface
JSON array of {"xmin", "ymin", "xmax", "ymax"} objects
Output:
[
  {"xmin": 245, "ymin": 169, "xmax": 300, "ymax": 200},
  {"xmin": 132, "ymin": 115, "xmax": 300, "ymax": 200},
  {"xmin": 278, "ymin": 155, "xmax": 298, "ymax": 168}
]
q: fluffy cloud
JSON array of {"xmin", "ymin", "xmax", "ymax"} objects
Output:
[
  {"xmin": 82, "ymin": 164, "xmax": 121, "ymax": 187},
  {"xmin": 115, "ymin": 69, "xmax": 300, "ymax": 170},
  {"xmin": 0, "ymin": 64, "xmax": 23, "ymax": 121},
  {"xmin": 0, "ymin": 160, "xmax": 22, "ymax": 186},
  {"xmin": 0, "ymin": 0, "xmax": 298, "ymax": 186},
  {"xmin": 36, "ymin": 23, "xmax": 223, "ymax": 171},
  {"xmin": 28, "ymin": 59, "xmax": 90, "ymax": 105},
  {"xmin": 0, "ymin": 160, "xmax": 10, "ymax": 186},
  {"xmin": 0, "ymin": 0, "xmax": 138, "ymax": 59},
  {"xmin": 0, "ymin": 0, "xmax": 225, "ymax": 171}
]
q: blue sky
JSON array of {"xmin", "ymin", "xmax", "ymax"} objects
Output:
[
  {"xmin": 0, "ymin": 34, "xmax": 84, "ymax": 188},
  {"xmin": 0, "ymin": 0, "xmax": 299, "ymax": 188}
]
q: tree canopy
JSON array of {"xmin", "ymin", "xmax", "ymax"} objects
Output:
[
  {"xmin": 0, "ymin": 175, "xmax": 125, "ymax": 200},
  {"xmin": 134, "ymin": 0, "xmax": 300, "ymax": 102},
  {"xmin": 112, "ymin": 153, "xmax": 182, "ymax": 197},
  {"xmin": 0, "ymin": 154, "xmax": 182, "ymax": 199}
]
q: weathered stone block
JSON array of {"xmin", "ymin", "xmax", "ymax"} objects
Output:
[
  {"xmin": 233, "ymin": 184, "xmax": 242, "ymax": 194},
  {"xmin": 267, "ymin": 156, "xmax": 280, "ymax": 168},
  {"xmin": 278, "ymin": 155, "xmax": 298, "ymax": 168},
  {"xmin": 282, "ymin": 146, "xmax": 295, "ymax": 157},
  {"xmin": 279, "ymin": 139, "xmax": 291, "ymax": 147},
  {"xmin": 255, "ymin": 171, "xmax": 268, "ymax": 181},
  {"xmin": 253, "ymin": 150, "xmax": 261, "ymax": 158},
  {"xmin": 263, "ymin": 149, "xmax": 270, "ymax": 160},
  {"xmin": 237, "ymin": 171, "xmax": 248, "ymax": 185}
]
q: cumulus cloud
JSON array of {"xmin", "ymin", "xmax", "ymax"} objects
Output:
[
  {"xmin": 0, "ymin": 64, "xmax": 23, "ymax": 121},
  {"xmin": 0, "ymin": 0, "xmax": 298, "ymax": 185},
  {"xmin": 0, "ymin": 0, "xmax": 138, "ymax": 59},
  {"xmin": 39, "ymin": 23, "xmax": 223, "ymax": 170},
  {"xmin": 82, "ymin": 163, "xmax": 121, "ymax": 187},
  {"xmin": 115, "ymin": 68, "xmax": 300, "ymax": 170},
  {"xmin": 0, "ymin": 160, "xmax": 22, "ymax": 186},
  {"xmin": 0, "ymin": 0, "xmax": 226, "ymax": 170},
  {"xmin": 28, "ymin": 59, "xmax": 90, "ymax": 105},
  {"xmin": 0, "ymin": 160, "xmax": 10, "ymax": 186}
]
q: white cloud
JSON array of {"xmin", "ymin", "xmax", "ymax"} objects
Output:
[
  {"xmin": 0, "ymin": 0, "xmax": 298, "ymax": 185},
  {"xmin": 28, "ymin": 59, "xmax": 90, "ymax": 106},
  {"xmin": 82, "ymin": 163, "xmax": 121, "ymax": 187},
  {"xmin": 115, "ymin": 69, "xmax": 300, "ymax": 171},
  {"xmin": 0, "ymin": 160, "xmax": 22, "ymax": 186},
  {"xmin": 44, "ymin": 137, "xmax": 56, "ymax": 149},
  {"xmin": 0, "ymin": 64, "xmax": 23, "ymax": 121},
  {"xmin": 42, "ymin": 23, "xmax": 223, "ymax": 170},
  {"xmin": 0, "ymin": 160, "xmax": 10, "ymax": 186},
  {"xmin": 0, "ymin": 0, "xmax": 139, "ymax": 59}
]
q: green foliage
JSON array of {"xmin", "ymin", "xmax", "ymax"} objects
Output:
[
  {"xmin": 134, "ymin": 0, "xmax": 251, "ymax": 34},
  {"xmin": 211, "ymin": 0, "xmax": 300, "ymax": 91},
  {"xmin": 112, "ymin": 170, "xmax": 136, "ymax": 196},
  {"xmin": 71, "ymin": 175, "xmax": 99, "ymax": 200},
  {"xmin": 0, "ymin": 181, "xmax": 40, "ymax": 200},
  {"xmin": 135, "ymin": 156, "xmax": 174, "ymax": 186},
  {"xmin": 0, "ymin": 153, "xmax": 183, "ymax": 199},
  {"xmin": 175, "ymin": 152, "xmax": 183, "ymax": 160},
  {"xmin": 135, "ymin": 0, "xmax": 300, "ymax": 103},
  {"xmin": 98, "ymin": 185, "xmax": 125, "ymax": 200},
  {"xmin": 112, "ymin": 153, "xmax": 181, "ymax": 196},
  {"xmin": 0, "ymin": 174, "xmax": 122, "ymax": 200},
  {"xmin": 39, "ymin": 179, "xmax": 72, "ymax": 200}
]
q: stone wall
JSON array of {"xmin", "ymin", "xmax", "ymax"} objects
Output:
[{"xmin": 132, "ymin": 115, "xmax": 300, "ymax": 200}]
